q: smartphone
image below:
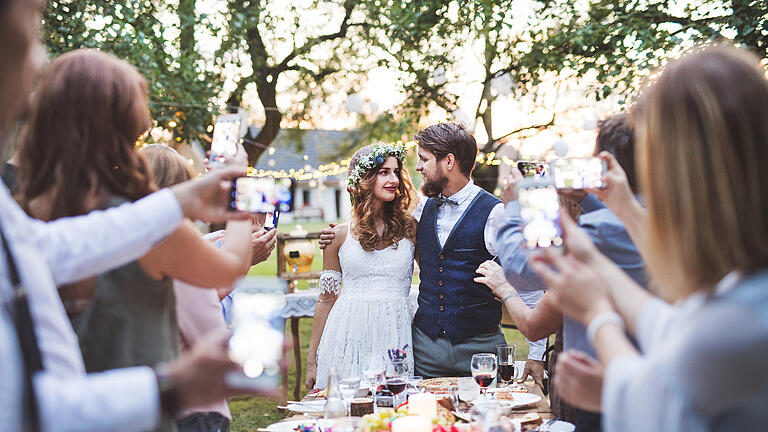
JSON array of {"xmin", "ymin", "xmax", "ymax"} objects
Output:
[
  {"xmin": 517, "ymin": 179, "xmax": 563, "ymax": 248},
  {"xmin": 228, "ymin": 177, "xmax": 278, "ymax": 213},
  {"xmin": 226, "ymin": 276, "xmax": 287, "ymax": 391},
  {"xmin": 517, "ymin": 161, "xmax": 550, "ymax": 178},
  {"xmin": 551, "ymin": 157, "xmax": 606, "ymax": 189},
  {"xmin": 209, "ymin": 114, "xmax": 242, "ymax": 166}
]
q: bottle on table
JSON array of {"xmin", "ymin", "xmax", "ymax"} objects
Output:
[{"xmin": 324, "ymin": 367, "xmax": 347, "ymax": 418}]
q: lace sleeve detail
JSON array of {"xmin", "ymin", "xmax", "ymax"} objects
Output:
[{"xmin": 319, "ymin": 270, "xmax": 342, "ymax": 295}]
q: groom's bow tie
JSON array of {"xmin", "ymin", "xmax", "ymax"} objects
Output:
[{"xmin": 435, "ymin": 195, "xmax": 459, "ymax": 207}]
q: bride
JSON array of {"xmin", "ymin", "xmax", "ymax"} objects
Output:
[{"xmin": 306, "ymin": 143, "xmax": 417, "ymax": 390}]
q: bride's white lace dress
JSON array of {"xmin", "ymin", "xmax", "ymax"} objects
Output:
[{"xmin": 314, "ymin": 226, "xmax": 415, "ymax": 389}]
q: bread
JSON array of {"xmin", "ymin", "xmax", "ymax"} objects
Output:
[{"xmin": 519, "ymin": 413, "xmax": 542, "ymax": 431}]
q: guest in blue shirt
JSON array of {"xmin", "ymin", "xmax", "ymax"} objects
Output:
[{"xmin": 490, "ymin": 114, "xmax": 647, "ymax": 431}]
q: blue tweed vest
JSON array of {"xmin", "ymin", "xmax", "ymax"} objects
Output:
[{"xmin": 413, "ymin": 189, "xmax": 502, "ymax": 343}]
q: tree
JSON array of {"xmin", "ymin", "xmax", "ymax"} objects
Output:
[
  {"xmin": 218, "ymin": 0, "xmax": 378, "ymax": 165},
  {"xmin": 43, "ymin": 0, "xmax": 222, "ymax": 144},
  {"xmin": 516, "ymin": 0, "xmax": 768, "ymax": 100},
  {"xmin": 359, "ymin": 0, "xmax": 585, "ymax": 192}
]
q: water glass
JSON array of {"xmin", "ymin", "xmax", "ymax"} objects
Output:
[
  {"xmin": 496, "ymin": 344, "xmax": 517, "ymax": 386},
  {"xmin": 457, "ymin": 377, "xmax": 480, "ymax": 403},
  {"xmin": 471, "ymin": 353, "xmax": 497, "ymax": 399},
  {"xmin": 362, "ymin": 353, "xmax": 386, "ymax": 407},
  {"xmin": 338, "ymin": 367, "xmax": 362, "ymax": 413}
]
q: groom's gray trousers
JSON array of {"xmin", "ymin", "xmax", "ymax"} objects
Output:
[{"xmin": 412, "ymin": 324, "xmax": 506, "ymax": 378}]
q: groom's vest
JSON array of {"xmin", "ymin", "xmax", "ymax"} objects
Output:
[{"xmin": 413, "ymin": 190, "xmax": 502, "ymax": 343}]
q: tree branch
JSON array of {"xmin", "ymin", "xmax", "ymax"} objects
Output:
[{"xmin": 273, "ymin": 0, "xmax": 357, "ymax": 73}]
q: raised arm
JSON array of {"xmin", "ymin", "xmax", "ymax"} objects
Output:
[
  {"xmin": 305, "ymin": 223, "xmax": 347, "ymax": 390},
  {"xmin": 139, "ymin": 219, "xmax": 253, "ymax": 289}
]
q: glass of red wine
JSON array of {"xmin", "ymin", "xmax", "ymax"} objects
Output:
[
  {"xmin": 496, "ymin": 343, "xmax": 517, "ymax": 386},
  {"xmin": 385, "ymin": 359, "xmax": 409, "ymax": 408},
  {"xmin": 471, "ymin": 353, "xmax": 497, "ymax": 400}
]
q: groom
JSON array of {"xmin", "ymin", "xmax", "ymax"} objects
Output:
[{"xmin": 410, "ymin": 122, "xmax": 510, "ymax": 378}]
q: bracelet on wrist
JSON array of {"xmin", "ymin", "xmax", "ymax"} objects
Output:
[
  {"xmin": 154, "ymin": 363, "xmax": 181, "ymax": 418},
  {"xmin": 502, "ymin": 291, "xmax": 518, "ymax": 303},
  {"xmin": 586, "ymin": 311, "xmax": 624, "ymax": 345}
]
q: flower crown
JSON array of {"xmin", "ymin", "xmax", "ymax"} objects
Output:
[{"xmin": 346, "ymin": 143, "xmax": 407, "ymax": 192}]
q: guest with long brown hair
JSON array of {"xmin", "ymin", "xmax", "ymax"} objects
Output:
[{"xmin": 18, "ymin": 49, "xmax": 254, "ymax": 432}]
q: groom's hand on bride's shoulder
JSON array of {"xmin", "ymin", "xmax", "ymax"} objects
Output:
[{"xmin": 318, "ymin": 223, "xmax": 337, "ymax": 249}]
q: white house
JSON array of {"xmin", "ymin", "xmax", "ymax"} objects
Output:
[{"xmin": 252, "ymin": 128, "xmax": 356, "ymax": 223}]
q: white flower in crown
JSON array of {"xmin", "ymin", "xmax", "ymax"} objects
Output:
[{"xmin": 346, "ymin": 143, "xmax": 407, "ymax": 192}]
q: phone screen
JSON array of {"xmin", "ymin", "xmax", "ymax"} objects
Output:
[
  {"xmin": 210, "ymin": 115, "xmax": 242, "ymax": 165},
  {"xmin": 518, "ymin": 181, "xmax": 563, "ymax": 248},
  {"xmin": 226, "ymin": 277, "xmax": 286, "ymax": 391},
  {"xmin": 229, "ymin": 177, "xmax": 277, "ymax": 213},
  {"xmin": 517, "ymin": 161, "xmax": 550, "ymax": 178},
  {"xmin": 552, "ymin": 157, "xmax": 606, "ymax": 189}
]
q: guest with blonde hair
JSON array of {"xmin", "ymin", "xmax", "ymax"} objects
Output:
[{"xmin": 531, "ymin": 44, "xmax": 768, "ymax": 431}]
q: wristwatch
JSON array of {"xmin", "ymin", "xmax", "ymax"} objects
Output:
[{"xmin": 154, "ymin": 363, "xmax": 181, "ymax": 418}]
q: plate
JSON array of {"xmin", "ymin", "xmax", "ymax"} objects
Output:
[
  {"xmin": 285, "ymin": 400, "xmax": 326, "ymax": 414},
  {"xmin": 493, "ymin": 393, "xmax": 542, "ymax": 408},
  {"xmin": 266, "ymin": 419, "xmax": 319, "ymax": 432}
]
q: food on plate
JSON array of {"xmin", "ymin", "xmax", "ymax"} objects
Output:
[
  {"xmin": 519, "ymin": 413, "xmax": 542, "ymax": 431},
  {"xmin": 420, "ymin": 377, "xmax": 460, "ymax": 391},
  {"xmin": 435, "ymin": 394, "xmax": 455, "ymax": 412}
]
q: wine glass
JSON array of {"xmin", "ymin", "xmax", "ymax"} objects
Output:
[
  {"xmin": 338, "ymin": 366, "xmax": 362, "ymax": 414},
  {"xmin": 362, "ymin": 353, "xmax": 386, "ymax": 408},
  {"xmin": 496, "ymin": 344, "xmax": 517, "ymax": 386},
  {"xmin": 385, "ymin": 359, "xmax": 409, "ymax": 408},
  {"xmin": 471, "ymin": 353, "xmax": 497, "ymax": 400}
]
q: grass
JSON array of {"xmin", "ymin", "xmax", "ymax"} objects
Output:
[{"xmin": 230, "ymin": 221, "xmax": 539, "ymax": 431}]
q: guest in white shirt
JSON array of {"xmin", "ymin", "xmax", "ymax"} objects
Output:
[
  {"xmin": 0, "ymin": 1, "xmax": 268, "ymax": 430},
  {"xmin": 529, "ymin": 45, "xmax": 768, "ymax": 431}
]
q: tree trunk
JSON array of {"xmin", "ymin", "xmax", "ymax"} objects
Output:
[{"xmin": 473, "ymin": 162, "xmax": 500, "ymax": 194}]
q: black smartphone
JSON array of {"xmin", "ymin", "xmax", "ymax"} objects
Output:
[
  {"xmin": 516, "ymin": 179, "xmax": 563, "ymax": 248},
  {"xmin": 228, "ymin": 177, "xmax": 277, "ymax": 213},
  {"xmin": 551, "ymin": 157, "xmax": 607, "ymax": 189},
  {"xmin": 517, "ymin": 160, "xmax": 550, "ymax": 178}
]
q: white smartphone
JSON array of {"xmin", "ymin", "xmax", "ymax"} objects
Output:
[
  {"xmin": 226, "ymin": 277, "xmax": 287, "ymax": 391},
  {"xmin": 210, "ymin": 114, "xmax": 242, "ymax": 166},
  {"xmin": 551, "ymin": 157, "xmax": 606, "ymax": 189},
  {"xmin": 517, "ymin": 179, "xmax": 563, "ymax": 248}
]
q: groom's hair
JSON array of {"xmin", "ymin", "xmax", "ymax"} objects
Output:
[{"xmin": 414, "ymin": 122, "xmax": 478, "ymax": 177}]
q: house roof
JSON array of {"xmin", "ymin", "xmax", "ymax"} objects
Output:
[{"xmin": 251, "ymin": 128, "xmax": 358, "ymax": 177}]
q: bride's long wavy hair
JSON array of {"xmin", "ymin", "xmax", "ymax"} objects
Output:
[{"xmin": 348, "ymin": 145, "xmax": 417, "ymax": 251}]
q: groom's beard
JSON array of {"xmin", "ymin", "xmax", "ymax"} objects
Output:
[{"xmin": 421, "ymin": 173, "xmax": 449, "ymax": 198}]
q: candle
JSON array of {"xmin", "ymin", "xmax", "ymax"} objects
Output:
[
  {"xmin": 407, "ymin": 393, "xmax": 437, "ymax": 418},
  {"xmin": 391, "ymin": 416, "xmax": 432, "ymax": 432}
]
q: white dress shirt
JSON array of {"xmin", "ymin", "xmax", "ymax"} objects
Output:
[
  {"xmin": 0, "ymin": 183, "xmax": 184, "ymax": 432},
  {"xmin": 412, "ymin": 180, "xmax": 547, "ymax": 360}
]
